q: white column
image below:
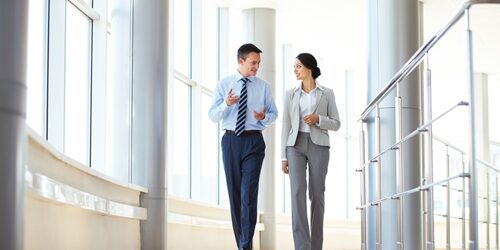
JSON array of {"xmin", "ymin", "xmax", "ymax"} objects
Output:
[
  {"xmin": 0, "ymin": 0, "xmax": 28, "ymax": 249},
  {"xmin": 242, "ymin": 8, "xmax": 277, "ymax": 250},
  {"xmin": 132, "ymin": 0, "xmax": 170, "ymax": 248},
  {"xmin": 367, "ymin": 0, "xmax": 421, "ymax": 249},
  {"xmin": 473, "ymin": 72, "xmax": 491, "ymax": 249},
  {"xmin": 474, "ymin": 73, "xmax": 491, "ymax": 161}
]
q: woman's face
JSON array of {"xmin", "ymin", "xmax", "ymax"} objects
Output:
[{"xmin": 294, "ymin": 58, "xmax": 311, "ymax": 80}]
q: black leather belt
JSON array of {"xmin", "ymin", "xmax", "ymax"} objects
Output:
[{"xmin": 225, "ymin": 130, "xmax": 261, "ymax": 136}]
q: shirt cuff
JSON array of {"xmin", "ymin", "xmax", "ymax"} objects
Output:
[
  {"xmin": 260, "ymin": 113, "xmax": 269, "ymax": 124},
  {"xmin": 316, "ymin": 115, "xmax": 322, "ymax": 126},
  {"xmin": 219, "ymin": 101, "xmax": 229, "ymax": 111}
]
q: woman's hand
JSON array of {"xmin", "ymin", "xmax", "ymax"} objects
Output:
[
  {"xmin": 282, "ymin": 160, "xmax": 289, "ymax": 174},
  {"xmin": 303, "ymin": 114, "xmax": 319, "ymax": 126}
]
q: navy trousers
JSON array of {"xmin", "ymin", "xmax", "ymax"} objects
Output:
[{"xmin": 221, "ymin": 132, "xmax": 265, "ymax": 249}]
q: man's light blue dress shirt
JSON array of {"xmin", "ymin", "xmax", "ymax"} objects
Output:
[{"xmin": 208, "ymin": 72, "xmax": 278, "ymax": 131}]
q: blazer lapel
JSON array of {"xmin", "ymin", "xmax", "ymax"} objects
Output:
[
  {"xmin": 290, "ymin": 90, "xmax": 301, "ymax": 130},
  {"xmin": 291, "ymin": 90, "xmax": 300, "ymax": 115},
  {"xmin": 312, "ymin": 89, "xmax": 323, "ymax": 113}
]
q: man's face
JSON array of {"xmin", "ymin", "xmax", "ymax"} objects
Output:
[{"xmin": 238, "ymin": 52, "xmax": 261, "ymax": 77}]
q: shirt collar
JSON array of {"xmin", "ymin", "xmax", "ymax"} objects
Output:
[
  {"xmin": 236, "ymin": 71, "xmax": 253, "ymax": 83},
  {"xmin": 293, "ymin": 81, "xmax": 323, "ymax": 92}
]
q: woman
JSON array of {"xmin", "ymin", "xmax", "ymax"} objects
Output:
[{"xmin": 281, "ymin": 53, "xmax": 341, "ymax": 250}]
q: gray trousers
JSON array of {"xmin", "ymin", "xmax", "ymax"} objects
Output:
[{"xmin": 287, "ymin": 132, "xmax": 330, "ymax": 250}]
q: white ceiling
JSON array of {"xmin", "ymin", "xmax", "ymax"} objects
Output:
[
  {"xmin": 213, "ymin": 0, "xmax": 500, "ymax": 142},
  {"xmin": 214, "ymin": 0, "xmax": 500, "ymax": 77},
  {"xmin": 423, "ymin": 0, "xmax": 500, "ymax": 76},
  {"xmin": 212, "ymin": 0, "xmax": 277, "ymax": 9}
]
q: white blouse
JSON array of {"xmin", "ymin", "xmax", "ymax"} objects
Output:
[{"xmin": 298, "ymin": 86, "xmax": 319, "ymax": 133}]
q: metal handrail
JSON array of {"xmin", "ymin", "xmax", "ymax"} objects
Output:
[
  {"xmin": 358, "ymin": 1, "xmax": 500, "ymax": 249},
  {"xmin": 357, "ymin": 173, "xmax": 469, "ymax": 210},
  {"xmin": 433, "ymin": 213, "xmax": 466, "ymax": 220},
  {"xmin": 434, "ymin": 213, "xmax": 496, "ymax": 224},
  {"xmin": 359, "ymin": 0, "xmax": 500, "ymax": 122},
  {"xmin": 363, "ymin": 101, "xmax": 468, "ymax": 167},
  {"xmin": 478, "ymin": 158, "xmax": 500, "ymax": 173},
  {"xmin": 434, "ymin": 135, "xmax": 500, "ymax": 174},
  {"xmin": 433, "ymin": 134, "xmax": 467, "ymax": 155}
]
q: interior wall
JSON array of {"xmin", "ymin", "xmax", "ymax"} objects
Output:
[
  {"xmin": 25, "ymin": 130, "xmax": 145, "ymax": 249},
  {"xmin": 25, "ymin": 196, "xmax": 141, "ymax": 250}
]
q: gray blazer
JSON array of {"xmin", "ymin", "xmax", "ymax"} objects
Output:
[{"xmin": 281, "ymin": 85, "xmax": 341, "ymax": 159}]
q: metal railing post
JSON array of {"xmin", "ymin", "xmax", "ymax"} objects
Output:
[
  {"xmin": 446, "ymin": 147, "xmax": 451, "ymax": 250},
  {"xmin": 487, "ymin": 168, "xmax": 491, "ymax": 250},
  {"xmin": 424, "ymin": 54, "xmax": 435, "ymax": 250},
  {"xmin": 375, "ymin": 105, "xmax": 382, "ymax": 250},
  {"xmin": 359, "ymin": 122, "xmax": 367, "ymax": 250},
  {"xmin": 496, "ymin": 175, "xmax": 499, "ymax": 250},
  {"xmin": 420, "ymin": 56, "xmax": 427, "ymax": 250},
  {"xmin": 462, "ymin": 155, "xmax": 467, "ymax": 250},
  {"xmin": 465, "ymin": 8, "xmax": 479, "ymax": 250},
  {"xmin": 476, "ymin": 160, "xmax": 500, "ymax": 250},
  {"xmin": 395, "ymin": 83, "xmax": 404, "ymax": 250}
]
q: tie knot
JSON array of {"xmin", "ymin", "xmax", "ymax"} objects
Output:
[{"xmin": 241, "ymin": 78, "xmax": 249, "ymax": 84}]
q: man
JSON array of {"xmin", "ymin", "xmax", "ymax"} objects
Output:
[{"xmin": 209, "ymin": 43, "xmax": 278, "ymax": 250}]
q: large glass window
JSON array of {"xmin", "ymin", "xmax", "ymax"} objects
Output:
[
  {"xmin": 170, "ymin": 0, "xmax": 225, "ymax": 206},
  {"xmin": 27, "ymin": 0, "xmax": 106, "ymax": 169},
  {"xmin": 26, "ymin": 0, "xmax": 48, "ymax": 136},
  {"xmin": 201, "ymin": 0, "xmax": 218, "ymax": 90},
  {"xmin": 195, "ymin": 92, "xmax": 219, "ymax": 204},
  {"xmin": 105, "ymin": 0, "xmax": 133, "ymax": 182},
  {"xmin": 190, "ymin": 0, "xmax": 220, "ymax": 205},
  {"xmin": 173, "ymin": 0, "xmax": 191, "ymax": 77},
  {"xmin": 169, "ymin": 77, "xmax": 192, "ymax": 198},
  {"xmin": 25, "ymin": 0, "xmax": 137, "ymax": 183},
  {"xmin": 170, "ymin": 0, "xmax": 193, "ymax": 199},
  {"xmin": 227, "ymin": 8, "xmax": 243, "ymax": 73},
  {"xmin": 64, "ymin": 3, "xmax": 92, "ymax": 165}
]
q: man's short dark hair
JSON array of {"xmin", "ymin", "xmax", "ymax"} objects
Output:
[{"xmin": 237, "ymin": 43, "xmax": 262, "ymax": 61}]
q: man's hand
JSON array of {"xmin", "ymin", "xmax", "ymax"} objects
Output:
[
  {"xmin": 253, "ymin": 106, "xmax": 266, "ymax": 121},
  {"xmin": 303, "ymin": 114, "xmax": 319, "ymax": 126},
  {"xmin": 225, "ymin": 89, "xmax": 240, "ymax": 106},
  {"xmin": 282, "ymin": 160, "xmax": 289, "ymax": 174}
]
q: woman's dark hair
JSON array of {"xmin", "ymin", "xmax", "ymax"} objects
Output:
[{"xmin": 296, "ymin": 53, "xmax": 321, "ymax": 79}]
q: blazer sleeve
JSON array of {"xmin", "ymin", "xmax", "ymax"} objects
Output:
[
  {"xmin": 281, "ymin": 90, "xmax": 292, "ymax": 160},
  {"xmin": 318, "ymin": 88, "xmax": 341, "ymax": 131}
]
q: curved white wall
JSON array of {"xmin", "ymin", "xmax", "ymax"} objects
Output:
[{"xmin": 25, "ymin": 129, "xmax": 147, "ymax": 249}]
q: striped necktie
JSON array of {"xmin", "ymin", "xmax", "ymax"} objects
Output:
[{"xmin": 235, "ymin": 78, "xmax": 249, "ymax": 136}]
